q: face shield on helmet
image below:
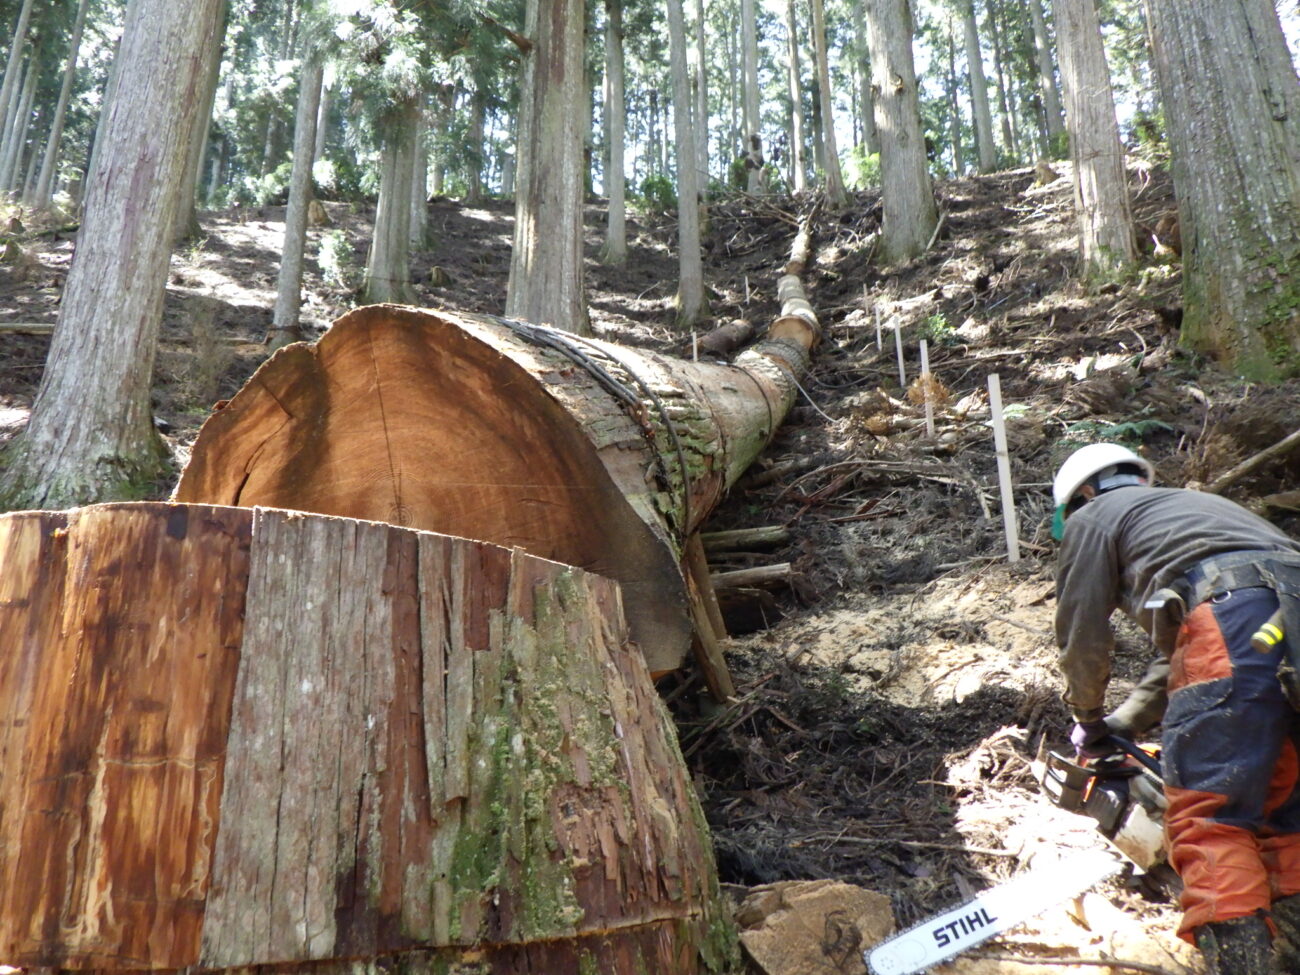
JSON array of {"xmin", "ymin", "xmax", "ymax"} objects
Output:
[{"xmin": 1051, "ymin": 443, "xmax": 1154, "ymax": 541}]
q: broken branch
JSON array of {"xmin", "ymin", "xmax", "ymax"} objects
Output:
[{"xmin": 1203, "ymin": 425, "xmax": 1300, "ymax": 495}]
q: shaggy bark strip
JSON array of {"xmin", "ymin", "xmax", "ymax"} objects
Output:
[
  {"xmin": 0, "ymin": 503, "xmax": 252, "ymax": 969},
  {"xmin": 176, "ymin": 286, "xmax": 819, "ymax": 675},
  {"xmin": 0, "ymin": 503, "xmax": 735, "ymax": 973}
]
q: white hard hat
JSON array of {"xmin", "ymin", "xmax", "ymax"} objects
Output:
[{"xmin": 1053, "ymin": 442, "xmax": 1154, "ymax": 507}]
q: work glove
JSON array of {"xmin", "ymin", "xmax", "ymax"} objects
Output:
[{"xmin": 1070, "ymin": 718, "xmax": 1113, "ymax": 759}]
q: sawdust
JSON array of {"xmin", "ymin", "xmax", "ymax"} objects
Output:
[
  {"xmin": 952, "ymin": 891, "xmax": 1199, "ymax": 974},
  {"xmin": 733, "ymin": 568, "xmax": 1060, "ymax": 708}
]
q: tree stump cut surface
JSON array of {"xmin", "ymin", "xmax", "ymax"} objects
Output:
[{"xmin": 0, "ymin": 503, "xmax": 733, "ymax": 973}]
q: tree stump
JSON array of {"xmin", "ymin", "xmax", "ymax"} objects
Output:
[
  {"xmin": 174, "ymin": 300, "xmax": 819, "ymax": 676},
  {"xmin": 0, "ymin": 503, "xmax": 736, "ymax": 973}
]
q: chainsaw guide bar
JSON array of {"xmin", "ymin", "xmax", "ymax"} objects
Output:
[{"xmin": 864, "ymin": 851, "xmax": 1124, "ymax": 975}]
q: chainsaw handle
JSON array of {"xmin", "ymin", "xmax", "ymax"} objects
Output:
[{"xmin": 1103, "ymin": 734, "xmax": 1162, "ymax": 776}]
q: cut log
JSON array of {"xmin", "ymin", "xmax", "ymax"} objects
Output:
[
  {"xmin": 683, "ymin": 532, "xmax": 734, "ymax": 701},
  {"xmin": 175, "ymin": 287, "xmax": 819, "ymax": 676},
  {"xmin": 697, "ymin": 318, "xmax": 757, "ymax": 357},
  {"xmin": 702, "ymin": 525, "xmax": 791, "ymax": 553},
  {"xmin": 711, "ymin": 562, "xmax": 794, "ymax": 592},
  {"xmin": 0, "ymin": 502, "xmax": 736, "ymax": 973}
]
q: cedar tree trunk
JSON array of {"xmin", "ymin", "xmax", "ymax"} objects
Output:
[
  {"xmin": 600, "ymin": 0, "xmax": 628, "ymax": 265},
  {"xmin": 0, "ymin": 49, "xmax": 38, "ymax": 193},
  {"xmin": 0, "ymin": 0, "xmax": 34, "ymax": 155},
  {"xmin": 171, "ymin": 0, "xmax": 228, "ymax": 243},
  {"xmin": 962, "ymin": 0, "xmax": 996, "ymax": 172},
  {"xmin": 175, "ymin": 284, "xmax": 820, "ymax": 677},
  {"xmin": 693, "ymin": 0, "xmax": 709, "ymax": 184},
  {"xmin": 1028, "ymin": 0, "xmax": 1066, "ymax": 149},
  {"xmin": 506, "ymin": 0, "xmax": 589, "ymax": 334},
  {"xmin": 1143, "ymin": 0, "xmax": 1300, "ymax": 379},
  {"xmin": 667, "ymin": 0, "xmax": 705, "ymax": 325},
  {"xmin": 740, "ymin": 0, "xmax": 762, "ymax": 193},
  {"xmin": 810, "ymin": 0, "xmax": 848, "ymax": 205},
  {"xmin": 867, "ymin": 0, "xmax": 938, "ymax": 262},
  {"xmin": 851, "ymin": 0, "xmax": 878, "ymax": 159},
  {"xmin": 786, "ymin": 0, "xmax": 807, "ymax": 191},
  {"xmin": 363, "ymin": 99, "xmax": 419, "ymax": 305},
  {"xmin": 33, "ymin": 0, "xmax": 90, "ymax": 207},
  {"xmin": 1053, "ymin": 0, "xmax": 1135, "ymax": 273},
  {"xmin": 0, "ymin": 0, "xmax": 225, "ymax": 510},
  {"xmin": 271, "ymin": 45, "xmax": 325, "ymax": 346}
]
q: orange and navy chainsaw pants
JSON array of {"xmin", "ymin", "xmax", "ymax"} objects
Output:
[{"xmin": 1162, "ymin": 585, "xmax": 1300, "ymax": 941}]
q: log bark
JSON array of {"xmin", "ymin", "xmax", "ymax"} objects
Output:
[
  {"xmin": 683, "ymin": 532, "xmax": 733, "ymax": 700},
  {"xmin": 270, "ymin": 44, "xmax": 325, "ymax": 345},
  {"xmin": 1203, "ymin": 425, "xmax": 1300, "ymax": 495},
  {"xmin": 698, "ymin": 318, "xmax": 757, "ymax": 357},
  {"xmin": 866, "ymin": 0, "xmax": 938, "ymax": 262},
  {"xmin": 711, "ymin": 562, "xmax": 793, "ymax": 592},
  {"xmin": 176, "ymin": 277, "xmax": 819, "ymax": 676},
  {"xmin": 702, "ymin": 525, "xmax": 790, "ymax": 552},
  {"xmin": 33, "ymin": 0, "xmax": 90, "ymax": 207},
  {"xmin": 0, "ymin": 503, "xmax": 736, "ymax": 973}
]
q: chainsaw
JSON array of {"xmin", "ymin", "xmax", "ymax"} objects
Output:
[
  {"xmin": 864, "ymin": 736, "xmax": 1170, "ymax": 975},
  {"xmin": 1040, "ymin": 735, "xmax": 1169, "ymax": 875}
]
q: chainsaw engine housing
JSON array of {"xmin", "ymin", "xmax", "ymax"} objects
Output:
[{"xmin": 1042, "ymin": 748, "xmax": 1167, "ymax": 871}]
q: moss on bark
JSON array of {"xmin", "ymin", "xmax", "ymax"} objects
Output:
[{"xmin": 0, "ymin": 433, "xmax": 171, "ymax": 512}]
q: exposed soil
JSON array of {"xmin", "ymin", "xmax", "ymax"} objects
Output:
[{"xmin": 4, "ymin": 164, "xmax": 1300, "ymax": 974}]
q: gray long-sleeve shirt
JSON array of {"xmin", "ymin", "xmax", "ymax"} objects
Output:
[{"xmin": 1055, "ymin": 486, "xmax": 1300, "ymax": 726}]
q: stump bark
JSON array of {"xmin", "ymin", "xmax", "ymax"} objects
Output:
[
  {"xmin": 0, "ymin": 503, "xmax": 735, "ymax": 973},
  {"xmin": 174, "ymin": 296, "xmax": 818, "ymax": 677}
]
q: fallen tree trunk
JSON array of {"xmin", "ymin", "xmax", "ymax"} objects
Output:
[
  {"xmin": 0, "ymin": 503, "xmax": 735, "ymax": 973},
  {"xmin": 176, "ymin": 267, "xmax": 819, "ymax": 677}
]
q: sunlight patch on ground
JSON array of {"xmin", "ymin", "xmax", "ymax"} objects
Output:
[
  {"xmin": 456, "ymin": 208, "xmax": 514, "ymax": 247},
  {"xmin": 0, "ymin": 408, "xmax": 30, "ymax": 430},
  {"xmin": 734, "ymin": 567, "xmax": 1060, "ymax": 708},
  {"xmin": 458, "ymin": 207, "xmax": 511, "ymax": 225}
]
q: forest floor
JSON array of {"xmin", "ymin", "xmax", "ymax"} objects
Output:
[{"xmin": 3, "ymin": 162, "xmax": 1300, "ymax": 975}]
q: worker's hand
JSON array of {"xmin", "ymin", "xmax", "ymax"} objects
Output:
[
  {"xmin": 1101, "ymin": 712, "xmax": 1132, "ymax": 738},
  {"xmin": 1070, "ymin": 719, "xmax": 1112, "ymax": 759}
]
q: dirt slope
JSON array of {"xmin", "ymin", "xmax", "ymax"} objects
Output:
[{"xmin": 4, "ymin": 164, "xmax": 1300, "ymax": 974}]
